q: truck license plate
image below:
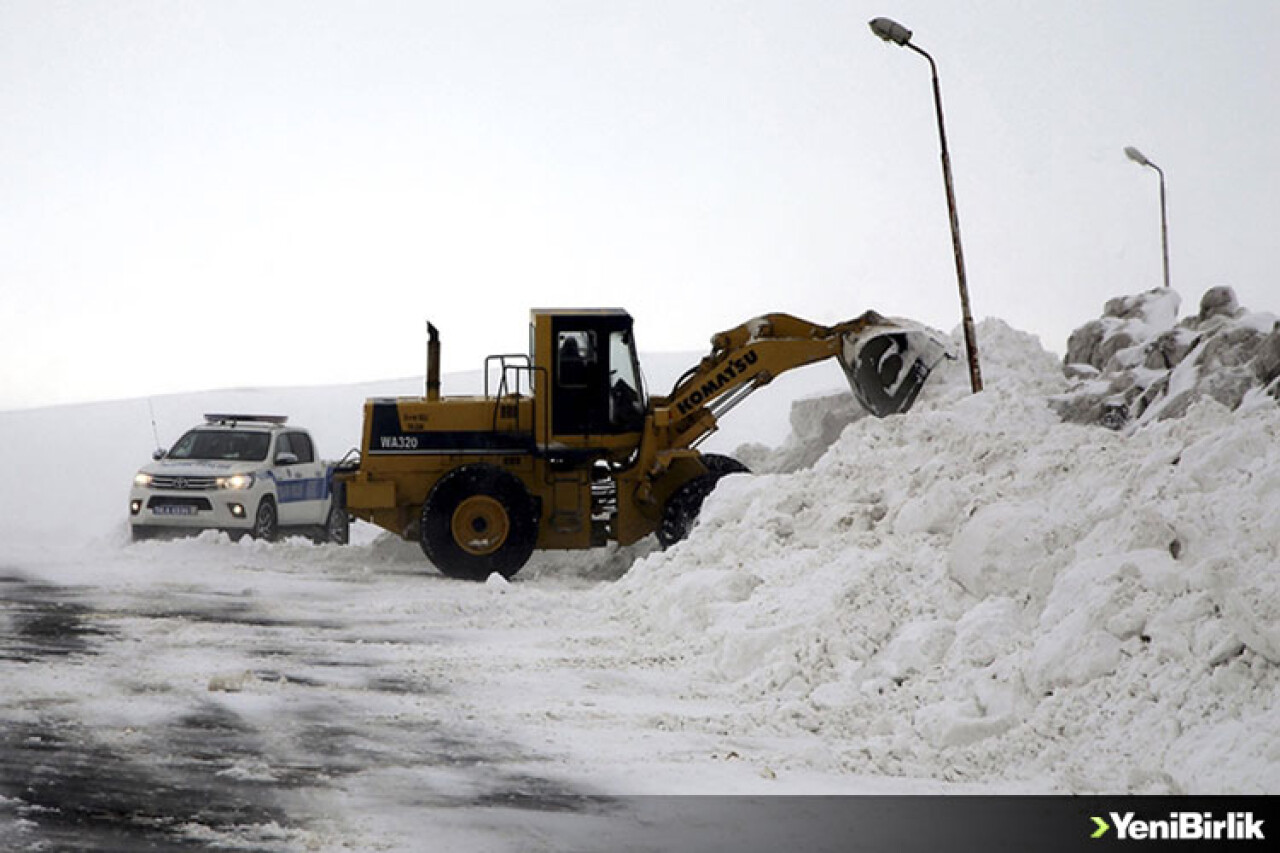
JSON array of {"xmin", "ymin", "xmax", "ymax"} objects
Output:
[{"xmin": 154, "ymin": 505, "xmax": 197, "ymax": 516}]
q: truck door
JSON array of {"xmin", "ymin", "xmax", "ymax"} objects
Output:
[{"xmin": 273, "ymin": 431, "xmax": 326, "ymax": 525}]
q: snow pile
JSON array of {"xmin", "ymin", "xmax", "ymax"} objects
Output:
[
  {"xmin": 740, "ymin": 318, "xmax": 1063, "ymax": 475},
  {"xmin": 1054, "ymin": 285, "xmax": 1280, "ymax": 428},
  {"xmin": 605, "ymin": 310, "xmax": 1280, "ymax": 793},
  {"xmin": 732, "ymin": 390, "xmax": 867, "ymax": 474}
]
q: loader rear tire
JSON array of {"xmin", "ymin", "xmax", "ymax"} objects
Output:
[
  {"xmin": 420, "ymin": 464, "xmax": 538, "ymax": 581},
  {"xmin": 656, "ymin": 454, "xmax": 750, "ymax": 548}
]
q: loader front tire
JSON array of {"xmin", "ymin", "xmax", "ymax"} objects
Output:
[
  {"xmin": 702, "ymin": 453, "xmax": 750, "ymax": 478},
  {"xmin": 656, "ymin": 454, "xmax": 750, "ymax": 548},
  {"xmin": 657, "ymin": 474, "xmax": 717, "ymax": 548},
  {"xmin": 420, "ymin": 465, "xmax": 537, "ymax": 581}
]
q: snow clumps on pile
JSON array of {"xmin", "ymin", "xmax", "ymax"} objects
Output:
[
  {"xmin": 1054, "ymin": 285, "xmax": 1280, "ymax": 427},
  {"xmin": 604, "ymin": 300, "xmax": 1280, "ymax": 794}
]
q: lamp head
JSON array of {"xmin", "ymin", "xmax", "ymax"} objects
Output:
[
  {"xmin": 1124, "ymin": 146, "xmax": 1152, "ymax": 167},
  {"xmin": 869, "ymin": 17, "xmax": 912, "ymax": 46}
]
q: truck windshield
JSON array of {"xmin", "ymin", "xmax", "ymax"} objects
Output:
[{"xmin": 167, "ymin": 430, "xmax": 271, "ymax": 462}]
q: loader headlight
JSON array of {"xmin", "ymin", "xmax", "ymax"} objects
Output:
[
  {"xmin": 217, "ymin": 473, "xmax": 255, "ymax": 490},
  {"xmin": 134, "ymin": 472, "xmax": 154, "ymax": 488}
]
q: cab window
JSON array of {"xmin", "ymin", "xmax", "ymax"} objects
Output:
[
  {"xmin": 608, "ymin": 329, "xmax": 645, "ymax": 430},
  {"xmin": 287, "ymin": 432, "xmax": 315, "ymax": 464},
  {"xmin": 557, "ymin": 331, "xmax": 596, "ymax": 388}
]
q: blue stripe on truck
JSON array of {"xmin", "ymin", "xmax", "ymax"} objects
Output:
[{"xmin": 267, "ymin": 465, "xmax": 335, "ymax": 504}]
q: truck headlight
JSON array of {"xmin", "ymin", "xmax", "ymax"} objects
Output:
[
  {"xmin": 218, "ymin": 473, "xmax": 255, "ymax": 490},
  {"xmin": 134, "ymin": 472, "xmax": 154, "ymax": 488}
]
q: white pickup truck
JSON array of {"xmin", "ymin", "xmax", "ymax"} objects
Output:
[{"xmin": 129, "ymin": 414, "xmax": 348, "ymax": 543}]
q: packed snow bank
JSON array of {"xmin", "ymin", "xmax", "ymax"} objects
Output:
[{"xmin": 604, "ymin": 312, "xmax": 1280, "ymax": 793}]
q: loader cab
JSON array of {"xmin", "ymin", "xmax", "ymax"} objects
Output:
[{"xmin": 531, "ymin": 309, "xmax": 647, "ymax": 448}]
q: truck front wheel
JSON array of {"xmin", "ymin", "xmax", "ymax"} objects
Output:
[
  {"xmin": 420, "ymin": 465, "xmax": 537, "ymax": 581},
  {"xmin": 251, "ymin": 497, "xmax": 278, "ymax": 541}
]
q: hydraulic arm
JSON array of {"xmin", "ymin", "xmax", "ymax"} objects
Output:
[{"xmin": 646, "ymin": 310, "xmax": 949, "ymax": 455}]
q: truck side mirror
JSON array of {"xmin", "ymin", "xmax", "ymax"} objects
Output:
[
  {"xmin": 275, "ymin": 451, "xmax": 299, "ymax": 466},
  {"xmin": 152, "ymin": 448, "xmax": 167, "ymax": 460}
]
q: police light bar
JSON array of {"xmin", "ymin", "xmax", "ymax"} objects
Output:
[{"xmin": 203, "ymin": 413, "xmax": 289, "ymax": 425}]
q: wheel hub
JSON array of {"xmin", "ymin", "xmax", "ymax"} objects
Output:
[{"xmin": 451, "ymin": 495, "xmax": 510, "ymax": 556}]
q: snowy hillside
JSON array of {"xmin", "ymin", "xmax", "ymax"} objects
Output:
[{"xmin": 1, "ymin": 288, "xmax": 1277, "ymax": 849}]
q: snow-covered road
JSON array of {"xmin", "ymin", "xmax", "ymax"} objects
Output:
[
  {"xmin": 3, "ymin": 534, "xmax": 988, "ymax": 852},
  {"xmin": 1, "ymin": 538, "xmax": 657, "ymax": 850}
]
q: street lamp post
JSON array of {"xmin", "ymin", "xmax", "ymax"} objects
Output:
[
  {"xmin": 869, "ymin": 16, "xmax": 982, "ymax": 393},
  {"xmin": 1124, "ymin": 146, "xmax": 1170, "ymax": 289}
]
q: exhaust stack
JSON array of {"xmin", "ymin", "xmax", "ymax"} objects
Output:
[{"xmin": 426, "ymin": 322, "xmax": 441, "ymax": 401}]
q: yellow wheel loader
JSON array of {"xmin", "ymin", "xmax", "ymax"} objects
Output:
[{"xmin": 335, "ymin": 308, "xmax": 949, "ymax": 580}]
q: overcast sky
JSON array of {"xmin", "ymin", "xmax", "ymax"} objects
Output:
[{"xmin": 3, "ymin": 0, "xmax": 1277, "ymax": 410}]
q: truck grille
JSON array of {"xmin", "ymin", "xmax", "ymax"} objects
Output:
[
  {"xmin": 150, "ymin": 475, "xmax": 218, "ymax": 490},
  {"xmin": 147, "ymin": 496, "xmax": 213, "ymax": 510}
]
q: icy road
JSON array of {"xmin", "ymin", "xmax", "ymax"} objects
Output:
[{"xmin": 1, "ymin": 534, "xmax": 982, "ymax": 852}]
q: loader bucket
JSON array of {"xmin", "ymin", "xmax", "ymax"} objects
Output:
[{"xmin": 839, "ymin": 321, "xmax": 952, "ymax": 417}]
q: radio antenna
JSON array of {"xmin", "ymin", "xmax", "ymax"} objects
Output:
[{"xmin": 147, "ymin": 398, "xmax": 162, "ymax": 454}]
